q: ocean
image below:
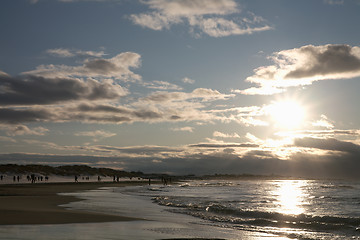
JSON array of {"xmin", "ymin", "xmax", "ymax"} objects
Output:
[
  {"xmin": 1, "ymin": 179, "xmax": 360, "ymax": 239},
  {"xmin": 117, "ymin": 179, "xmax": 360, "ymax": 239}
]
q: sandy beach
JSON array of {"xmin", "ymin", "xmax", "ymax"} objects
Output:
[{"xmin": 0, "ymin": 181, "xmax": 147, "ymax": 225}]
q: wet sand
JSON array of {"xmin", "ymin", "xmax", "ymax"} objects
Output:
[{"xmin": 0, "ymin": 181, "xmax": 147, "ymax": 225}]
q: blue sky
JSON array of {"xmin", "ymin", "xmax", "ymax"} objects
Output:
[{"xmin": 1, "ymin": 0, "xmax": 360, "ymax": 178}]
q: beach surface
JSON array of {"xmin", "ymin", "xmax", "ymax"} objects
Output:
[
  {"xmin": 0, "ymin": 180, "xmax": 293, "ymax": 239},
  {"xmin": 0, "ymin": 181, "xmax": 145, "ymax": 225}
]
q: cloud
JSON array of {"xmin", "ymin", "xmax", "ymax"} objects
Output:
[
  {"xmin": 182, "ymin": 77, "xmax": 195, "ymax": 84},
  {"xmin": 188, "ymin": 15, "xmax": 271, "ymax": 38},
  {"xmin": 239, "ymin": 44, "xmax": 360, "ymax": 95},
  {"xmin": 275, "ymin": 129, "xmax": 360, "ymax": 141},
  {"xmin": 46, "ymin": 48, "xmax": 106, "ymax": 58},
  {"xmin": 0, "ymin": 73, "xmax": 128, "ymax": 106},
  {"xmin": 75, "ymin": 130, "xmax": 116, "ymax": 142},
  {"xmin": 130, "ymin": 0, "xmax": 271, "ymax": 37},
  {"xmin": 312, "ymin": 115, "xmax": 334, "ymax": 129},
  {"xmin": 0, "ymin": 124, "xmax": 49, "ymax": 136},
  {"xmin": 24, "ymin": 52, "xmax": 142, "ymax": 81},
  {"xmin": 323, "ymin": 0, "xmax": 344, "ymax": 5},
  {"xmin": 0, "ymin": 136, "xmax": 16, "ymax": 142},
  {"xmin": 3, "ymin": 135, "xmax": 360, "ymax": 178},
  {"xmin": 189, "ymin": 143, "xmax": 258, "ymax": 148},
  {"xmin": 213, "ymin": 131, "xmax": 240, "ymax": 138},
  {"xmin": 58, "ymin": 0, "xmax": 114, "ymax": 2},
  {"xmin": 0, "ymin": 108, "xmax": 54, "ymax": 124},
  {"xmin": 171, "ymin": 127, "xmax": 194, "ymax": 132},
  {"xmin": 144, "ymin": 0, "xmax": 238, "ymax": 16},
  {"xmin": 294, "ymin": 137, "xmax": 360, "ymax": 154},
  {"xmin": 142, "ymin": 80, "xmax": 183, "ymax": 90},
  {"xmin": 143, "ymin": 88, "xmax": 234, "ymax": 103}
]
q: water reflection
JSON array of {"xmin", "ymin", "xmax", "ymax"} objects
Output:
[{"xmin": 273, "ymin": 180, "xmax": 308, "ymax": 215}]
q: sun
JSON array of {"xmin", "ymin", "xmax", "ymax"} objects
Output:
[{"xmin": 267, "ymin": 100, "xmax": 306, "ymax": 129}]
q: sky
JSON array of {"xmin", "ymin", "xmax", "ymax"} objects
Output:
[{"xmin": 1, "ymin": 0, "xmax": 360, "ymax": 178}]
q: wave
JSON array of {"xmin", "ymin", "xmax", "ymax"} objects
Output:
[{"xmin": 153, "ymin": 196, "xmax": 360, "ymax": 233}]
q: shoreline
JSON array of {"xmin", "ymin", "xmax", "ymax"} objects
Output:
[{"xmin": 0, "ymin": 181, "xmax": 149, "ymax": 225}]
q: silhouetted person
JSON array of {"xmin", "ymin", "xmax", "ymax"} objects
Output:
[
  {"xmin": 13, "ymin": 176, "xmax": 16, "ymax": 182},
  {"xmin": 17, "ymin": 176, "xmax": 20, "ymax": 182},
  {"xmin": 117, "ymin": 176, "xmax": 120, "ymax": 182},
  {"xmin": 149, "ymin": 178, "xmax": 151, "ymax": 185},
  {"xmin": 27, "ymin": 175, "xmax": 30, "ymax": 182},
  {"xmin": 31, "ymin": 174, "xmax": 36, "ymax": 183},
  {"xmin": 40, "ymin": 176, "xmax": 43, "ymax": 181},
  {"xmin": 75, "ymin": 175, "xmax": 78, "ymax": 182},
  {"xmin": 98, "ymin": 176, "xmax": 101, "ymax": 181},
  {"xmin": 0, "ymin": 175, "xmax": 3, "ymax": 181},
  {"xmin": 113, "ymin": 176, "xmax": 116, "ymax": 182},
  {"xmin": 45, "ymin": 176, "xmax": 49, "ymax": 181}
]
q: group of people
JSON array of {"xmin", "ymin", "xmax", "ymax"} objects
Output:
[
  {"xmin": 0, "ymin": 174, "xmax": 49, "ymax": 183},
  {"xmin": 74, "ymin": 175, "xmax": 95, "ymax": 182},
  {"xmin": 26, "ymin": 174, "xmax": 49, "ymax": 183}
]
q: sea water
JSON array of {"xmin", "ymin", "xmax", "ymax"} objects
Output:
[
  {"xmin": 1, "ymin": 179, "xmax": 360, "ymax": 239},
  {"xmin": 117, "ymin": 179, "xmax": 360, "ymax": 239}
]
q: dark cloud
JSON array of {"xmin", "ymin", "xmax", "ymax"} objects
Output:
[
  {"xmin": 294, "ymin": 137, "xmax": 360, "ymax": 154},
  {"xmin": 84, "ymin": 59, "xmax": 118, "ymax": 74},
  {"xmin": 76, "ymin": 103, "xmax": 132, "ymax": 114},
  {"xmin": 0, "ymin": 108, "xmax": 53, "ymax": 124},
  {"xmin": 0, "ymin": 74, "xmax": 127, "ymax": 106},
  {"xmin": 189, "ymin": 143, "xmax": 259, "ymax": 148},
  {"xmin": 95, "ymin": 145, "xmax": 183, "ymax": 155},
  {"xmin": 74, "ymin": 103, "xmax": 163, "ymax": 120},
  {"xmin": 285, "ymin": 45, "xmax": 360, "ymax": 79}
]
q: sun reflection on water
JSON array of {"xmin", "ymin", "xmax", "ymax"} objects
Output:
[{"xmin": 273, "ymin": 180, "xmax": 308, "ymax": 215}]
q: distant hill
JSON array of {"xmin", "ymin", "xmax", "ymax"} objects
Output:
[{"xmin": 0, "ymin": 164, "xmax": 143, "ymax": 177}]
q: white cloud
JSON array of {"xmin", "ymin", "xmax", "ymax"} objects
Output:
[
  {"xmin": 145, "ymin": 0, "xmax": 238, "ymax": 16},
  {"xmin": 182, "ymin": 77, "xmax": 195, "ymax": 84},
  {"xmin": 24, "ymin": 52, "xmax": 142, "ymax": 82},
  {"xmin": 171, "ymin": 127, "xmax": 194, "ymax": 132},
  {"xmin": 143, "ymin": 80, "xmax": 183, "ymax": 90},
  {"xmin": 130, "ymin": 0, "xmax": 271, "ymax": 37},
  {"xmin": 0, "ymin": 124, "xmax": 48, "ymax": 137},
  {"xmin": 46, "ymin": 48, "xmax": 75, "ymax": 57},
  {"xmin": 46, "ymin": 48, "xmax": 106, "ymax": 58},
  {"xmin": 143, "ymin": 88, "xmax": 234, "ymax": 103},
  {"xmin": 312, "ymin": 115, "xmax": 334, "ymax": 129},
  {"xmin": 188, "ymin": 16, "xmax": 271, "ymax": 37},
  {"xmin": 213, "ymin": 131, "xmax": 240, "ymax": 138},
  {"xmin": 130, "ymin": 12, "xmax": 180, "ymax": 30},
  {"xmin": 239, "ymin": 44, "xmax": 360, "ymax": 95},
  {"xmin": 75, "ymin": 130, "xmax": 116, "ymax": 142},
  {"xmin": 238, "ymin": 117, "xmax": 269, "ymax": 127},
  {"xmin": 323, "ymin": 0, "xmax": 344, "ymax": 5}
]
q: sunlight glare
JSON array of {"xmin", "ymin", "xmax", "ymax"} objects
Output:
[
  {"xmin": 267, "ymin": 101, "xmax": 305, "ymax": 129},
  {"xmin": 273, "ymin": 180, "xmax": 308, "ymax": 215}
]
